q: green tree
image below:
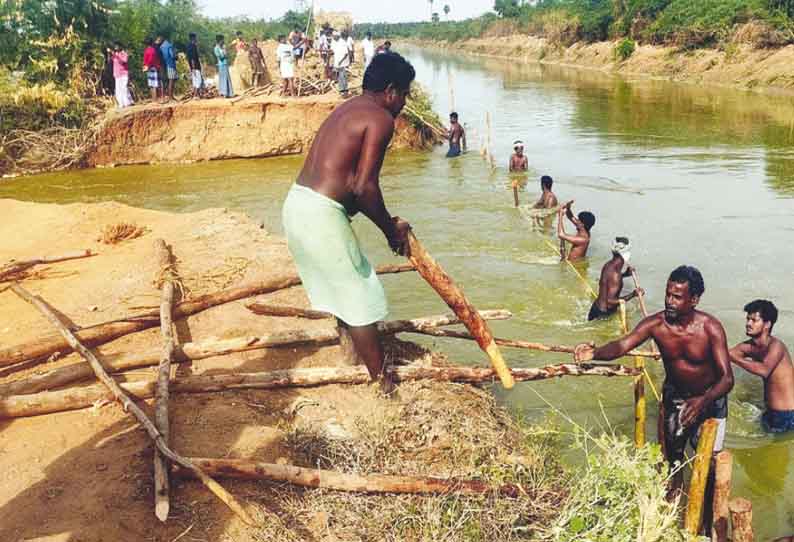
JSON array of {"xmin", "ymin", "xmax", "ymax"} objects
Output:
[
  {"xmin": 494, "ymin": 0, "xmax": 524, "ymax": 17},
  {"xmin": 444, "ymin": 4, "xmax": 451, "ymax": 18}
]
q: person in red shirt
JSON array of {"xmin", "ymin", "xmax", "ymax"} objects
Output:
[{"xmin": 142, "ymin": 37, "xmax": 162, "ymax": 102}]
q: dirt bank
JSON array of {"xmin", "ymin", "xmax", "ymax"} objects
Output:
[
  {"xmin": 415, "ymin": 34, "xmax": 794, "ymax": 95},
  {"xmin": 0, "ymin": 199, "xmax": 563, "ymax": 541},
  {"xmin": 87, "ymin": 95, "xmax": 433, "ymax": 168}
]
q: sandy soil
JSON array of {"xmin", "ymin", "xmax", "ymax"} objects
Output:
[{"xmin": 0, "ymin": 199, "xmax": 461, "ymax": 542}]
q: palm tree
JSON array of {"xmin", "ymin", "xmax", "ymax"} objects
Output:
[
  {"xmin": 443, "ymin": 4, "xmax": 450, "ymax": 19},
  {"xmin": 428, "ymin": 0, "xmax": 434, "ymax": 20}
]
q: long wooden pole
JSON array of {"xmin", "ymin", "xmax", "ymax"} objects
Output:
[
  {"xmin": 0, "ymin": 310, "xmax": 512, "ymax": 397},
  {"xmin": 684, "ymin": 418, "xmax": 719, "ymax": 535},
  {"xmin": 512, "ymin": 180, "xmax": 519, "ymax": 207},
  {"xmin": 0, "ymin": 263, "xmax": 416, "ymax": 370},
  {"xmin": 0, "ymin": 362, "xmax": 639, "ymax": 419},
  {"xmin": 407, "ymin": 232, "xmax": 514, "ymax": 389},
  {"xmin": 404, "ymin": 326, "xmax": 658, "ymax": 358},
  {"xmin": 712, "ymin": 450, "xmax": 733, "ymax": 542},
  {"xmin": 0, "ymin": 249, "xmax": 95, "ymax": 282},
  {"xmin": 245, "ymin": 303, "xmax": 331, "ymax": 319},
  {"xmin": 10, "ymin": 284, "xmax": 255, "ymax": 525},
  {"xmin": 620, "ymin": 301, "xmax": 645, "ymax": 448},
  {"xmin": 728, "ymin": 498, "xmax": 753, "ymax": 542},
  {"xmin": 153, "ymin": 240, "xmax": 175, "ymax": 522},
  {"xmin": 180, "ymin": 457, "xmax": 523, "ymax": 497}
]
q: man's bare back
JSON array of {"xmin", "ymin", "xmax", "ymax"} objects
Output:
[{"xmin": 733, "ymin": 338, "xmax": 794, "ymax": 410}]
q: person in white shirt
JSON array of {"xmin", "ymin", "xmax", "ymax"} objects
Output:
[
  {"xmin": 362, "ymin": 32, "xmax": 375, "ymax": 68},
  {"xmin": 344, "ymin": 31, "xmax": 355, "ymax": 64},
  {"xmin": 331, "ymin": 31, "xmax": 350, "ymax": 97},
  {"xmin": 276, "ymin": 34, "xmax": 295, "ymax": 96}
]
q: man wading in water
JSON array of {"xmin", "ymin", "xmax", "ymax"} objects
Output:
[
  {"xmin": 588, "ymin": 237, "xmax": 643, "ymax": 321},
  {"xmin": 282, "ymin": 53, "xmax": 415, "ymax": 392},
  {"xmin": 730, "ymin": 299, "xmax": 794, "ymax": 433},
  {"xmin": 445, "ymin": 112, "xmax": 466, "ymax": 158},
  {"xmin": 557, "ymin": 200, "xmax": 595, "ymax": 261},
  {"xmin": 575, "ymin": 265, "xmax": 734, "ymax": 531}
]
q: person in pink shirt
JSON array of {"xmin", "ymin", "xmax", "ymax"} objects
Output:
[
  {"xmin": 142, "ymin": 37, "xmax": 162, "ymax": 102},
  {"xmin": 109, "ymin": 41, "xmax": 133, "ymax": 108}
]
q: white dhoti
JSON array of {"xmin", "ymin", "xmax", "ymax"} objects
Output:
[{"xmin": 114, "ymin": 75, "xmax": 132, "ymax": 108}]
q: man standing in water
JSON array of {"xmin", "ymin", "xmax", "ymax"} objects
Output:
[
  {"xmin": 557, "ymin": 200, "xmax": 595, "ymax": 261},
  {"xmin": 588, "ymin": 237, "xmax": 643, "ymax": 320},
  {"xmin": 575, "ymin": 266, "xmax": 734, "ymax": 506},
  {"xmin": 509, "ymin": 140, "xmax": 528, "ymax": 172},
  {"xmin": 282, "ymin": 53, "xmax": 415, "ymax": 392},
  {"xmin": 730, "ymin": 299, "xmax": 794, "ymax": 433},
  {"xmin": 445, "ymin": 112, "xmax": 466, "ymax": 158},
  {"xmin": 532, "ymin": 175, "xmax": 558, "ymax": 209}
]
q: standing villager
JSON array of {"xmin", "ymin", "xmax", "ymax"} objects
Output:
[
  {"xmin": 730, "ymin": 300, "xmax": 794, "ymax": 433},
  {"xmin": 281, "ymin": 53, "xmax": 415, "ymax": 392},
  {"xmin": 362, "ymin": 32, "xmax": 375, "ymax": 68},
  {"xmin": 557, "ymin": 200, "xmax": 595, "ymax": 261},
  {"xmin": 509, "ymin": 140, "xmax": 528, "ymax": 171},
  {"xmin": 248, "ymin": 38, "xmax": 266, "ymax": 87},
  {"xmin": 344, "ymin": 31, "xmax": 355, "ymax": 64},
  {"xmin": 588, "ymin": 238, "xmax": 643, "ymax": 321},
  {"xmin": 318, "ymin": 27, "xmax": 332, "ymax": 79},
  {"xmin": 142, "ymin": 37, "xmax": 162, "ymax": 102},
  {"xmin": 575, "ymin": 265, "xmax": 734, "ymax": 530},
  {"xmin": 232, "ymin": 31, "xmax": 247, "ymax": 53},
  {"xmin": 186, "ymin": 33, "xmax": 204, "ymax": 98},
  {"xmin": 214, "ymin": 34, "xmax": 234, "ymax": 98},
  {"xmin": 445, "ymin": 112, "xmax": 466, "ymax": 157},
  {"xmin": 291, "ymin": 28, "xmax": 305, "ymax": 65},
  {"xmin": 110, "ymin": 42, "xmax": 133, "ymax": 108},
  {"xmin": 159, "ymin": 34, "xmax": 177, "ymax": 101},
  {"xmin": 532, "ymin": 175, "xmax": 558, "ymax": 209},
  {"xmin": 331, "ymin": 31, "xmax": 350, "ymax": 97},
  {"xmin": 276, "ymin": 34, "xmax": 295, "ymax": 97}
]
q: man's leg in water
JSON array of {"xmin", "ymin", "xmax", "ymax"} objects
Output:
[{"xmin": 344, "ymin": 322, "xmax": 394, "ymax": 393}]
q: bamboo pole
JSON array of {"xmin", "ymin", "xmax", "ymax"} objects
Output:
[
  {"xmin": 619, "ymin": 301, "xmax": 645, "ymax": 448},
  {"xmin": 0, "ymin": 263, "xmax": 416, "ymax": 370},
  {"xmin": 180, "ymin": 457, "xmax": 524, "ymax": 497},
  {"xmin": 9, "ymin": 284, "xmax": 256, "ymax": 525},
  {"xmin": 245, "ymin": 303, "xmax": 331, "ymax": 319},
  {"xmin": 629, "ymin": 269, "xmax": 661, "ymax": 403},
  {"xmin": 407, "ymin": 232, "xmax": 514, "ymax": 389},
  {"xmin": 0, "ymin": 249, "xmax": 95, "ymax": 282},
  {"xmin": 447, "ymin": 68, "xmax": 455, "ymax": 113},
  {"xmin": 712, "ymin": 450, "xmax": 733, "ymax": 542},
  {"xmin": 0, "ymin": 310, "xmax": 512, "ymax": 397},
  {"xmin": 402, "ymin": 105, "xmax": 446, "ymax": 137},
  {"xmin": 404, "ymin": 326, "xmax": 658, "ymax": 358},
  {"xmin": 512, "ymin": 180, "xmax": 519, "ymax": 207},
  {"xmin": 0, "ymin": 362, "xmax": 638, "ymax": 419},
  {"xmin": 153, "ymin": 240, "xmax": 176, "ymax": 522},
  {"xmin": 684, "ymin": 418, "xmax": 719, "ymax": 535},
  {"xmin": 728, "ymin": 497, "xmax": 753, "ymax": 542}
]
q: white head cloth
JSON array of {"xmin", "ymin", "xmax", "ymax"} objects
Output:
[{"xmin": 612, "ymin": 238, "xmax": 631, "ymax": 263}]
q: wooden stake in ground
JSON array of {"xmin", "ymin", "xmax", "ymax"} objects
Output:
[
  {"xmin": 10, "ymin": 284, "xmax": 256, "ymax": 525},
  {"xmin": 728, "ymin": 497, "xmax": 753, "ymax": 542},
  {"xmin": 684, "ymin": 418, "xmax": 719, "ymax": 535},
  {"xmin": 0, "ymin": 362, "xmax": 638, "ymax": 419},
  {"xmin": 512, "ymin": 180, "xmax": 519, "ymax": 207},
  {"xmin": 712, "ymin": 450, "xmax": 733, "ymax": 542},
  {"xmin": 180, "ymin": 457, "xmax": 525, "ymax": 497},
  {"xmin": 0, "ymin": 262, "xmax": 416, "ymax": 370},
  {"xmin": 0, "ymin": 249, "xmax": 95, "ymax": 282},
  {"xmin": 407, "ymin": 231, "xmax": 514, "ymax": 389},
  {"xmin": 153, "ymin": 240, "xmax": 177, "ymax": 522},
  {"xmin": 619, "ymin": 301, "xmax": 645, "ymax": 448}
]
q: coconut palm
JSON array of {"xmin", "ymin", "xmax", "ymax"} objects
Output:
[
  {"xmin": 428, "ymin": 0, "xmax": 435, "ymax": 19},
  {"xmin": 443, "ymin": 4, "xmax": 451, "ymax": 19}
]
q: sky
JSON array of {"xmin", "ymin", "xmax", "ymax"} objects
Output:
[{"xmin": 198, "ymin": 0, "xmax": 495, "ymax": 23}]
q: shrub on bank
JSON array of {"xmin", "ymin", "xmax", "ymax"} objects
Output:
[
  {"xmin": 614, "ymin": 37, "xmax": 637, "ymax": 60},
  {"xmin": 0, "ymin": 70, "xmax": 86, "ymax": 133}
]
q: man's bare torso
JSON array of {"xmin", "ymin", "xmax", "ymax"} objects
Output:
[
  {"xmin": 743, "ymin": 337, "xmax": 794, "ymax": 410},
  {"xmin": 595, "ymin": 259, "xmax": 624, "ymax": 311},
  {"xmin": 509, "ymin": 154, "xmax": 528, "ymax": 172},
  {"xmin": 449, "ymin": 123, "xmax": 464, "ymax": 145}
]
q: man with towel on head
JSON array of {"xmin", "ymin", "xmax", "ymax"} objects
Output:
[
  {"xmin": 588, "ymin": 237, "xmax": 644, "ymax": 320},
  {"xmin": 282, "ymin": 53, "xmax": 416, "ymax": 392},
  {"xmin": 509, "ymin": 141, "xmax": 528, "ymax": 172}
]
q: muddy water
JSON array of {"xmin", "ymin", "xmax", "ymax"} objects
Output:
[{"xmin": 5, "ymin": 46, "xmax": 794, "ymax": 538}]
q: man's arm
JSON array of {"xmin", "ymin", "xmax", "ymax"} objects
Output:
[
  {"xmin": 681, "ymin": 318, "xmax": 735, "ymax": 426},
  {"xmin": 557, "ymin": 210, "xmax": 588, "ymax": 246},
  {"xmin": 730, "ymin": 341, "xmax": 784, "ymax": 378},
  {"xmin": 574, "ymin": 315, "xmax": 657, "ymax": 362},
  {"xmin": 351, "ymin": 117, "xmax": 409, "ymax": 254}
]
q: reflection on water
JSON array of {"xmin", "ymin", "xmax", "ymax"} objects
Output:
[{"xmin": 4, "ymin": 44, "xmax": 794, "ymax": 539}]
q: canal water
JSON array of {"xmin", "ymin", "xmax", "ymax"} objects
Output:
[{"xmin": 4, "ymin": 46, "xmax": 794, "ymax": 538}]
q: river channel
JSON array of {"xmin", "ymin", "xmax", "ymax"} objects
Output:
[{"xmin": 4, "ymin": 46, "xmax": 794, "ymax": 538}]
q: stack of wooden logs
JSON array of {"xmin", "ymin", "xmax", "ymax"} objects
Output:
[{"xmin": 0, "ymin": 242, "xmax": 645, "ymax": 524}]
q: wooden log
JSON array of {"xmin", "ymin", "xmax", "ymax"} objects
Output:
[
  {"xmin": 0, "ymin": 362, "xmax": 638, "ymax": 419},
  {"xmin": 179, "ymin": 457, "xmax": 523, "ymax": 497},
  {"xmin": 712, "ymin": 450, "xmax": 733, "ymax": 542},
  {"xmin": 0, "ymin": 310, "xmax": 512, "ymax": 397},
  {"xmin": 0, "ymin": 249, "xmax": 95, "ymax": 281},
  {"xmin": 684, "ymin": 418, "xmax": 719, "ymax": 535},
  {"xmin": 404, "ymin": 326, "xmax": 658, "ymax": 358},
  {"xmin": 153, "ymin": 240, "xmax": 176, "ymax": 522},
  {"xmin": 9, "ymin": 284, "xmax": 256, "ymax": 525},
  {"xmin": 245, "ymin": 303, "xmax": 331, "ymax": 319},
  {"xmin": 620, "ymin": 301, "xmax": 645, "ymax": 448},
  {"xmin": 407, "ymin": 232, "xmax": 514, "ymax": 389},
  {"xmin": 728, "ymin": 497, "xmax": 753, "ymax": 542},
  {"xmin": 512, "ymin": 180, "xmax": 519, "ymax": 207},
  {"xmin": 0, "ymin": 263, "xmax": 416, "ymax": 370}
]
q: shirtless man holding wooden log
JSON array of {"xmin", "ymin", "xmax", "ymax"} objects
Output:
[
  {"xmin": 588, "ymin": 237, "xmax": 643, "ymax": 321},
  {"xmin": 282, "ymin": 52, "xmax": 415, "ymax": 391},
  {"xmin": 729, "ymin": 299, "xmax": 794, "ymax": 433},
  {"xmin": 575, "ymin": 265, "xmax": 734, "ymax": 507}
]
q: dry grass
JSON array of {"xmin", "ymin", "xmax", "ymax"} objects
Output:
[{"xmin": 98, "ymin": 222, "xmax": 147, "ymax": 245}]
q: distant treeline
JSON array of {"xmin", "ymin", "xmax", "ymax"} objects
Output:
[{"xmin": 357, "ymin": 0, "xmax": 794, "ymax": 50}]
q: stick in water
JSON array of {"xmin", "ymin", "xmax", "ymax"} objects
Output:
[
  {"xmin": 10, "ymin": 284, "xmax": 256, "ymax": 525},
  {"xmin": 406, "ymin": 231, "xmax": 514, "ymax": 388}
]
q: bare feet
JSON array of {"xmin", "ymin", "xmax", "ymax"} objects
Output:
[{"xmin": 379, "ymin": 370, "xmax": 396, "ymax": 397}]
